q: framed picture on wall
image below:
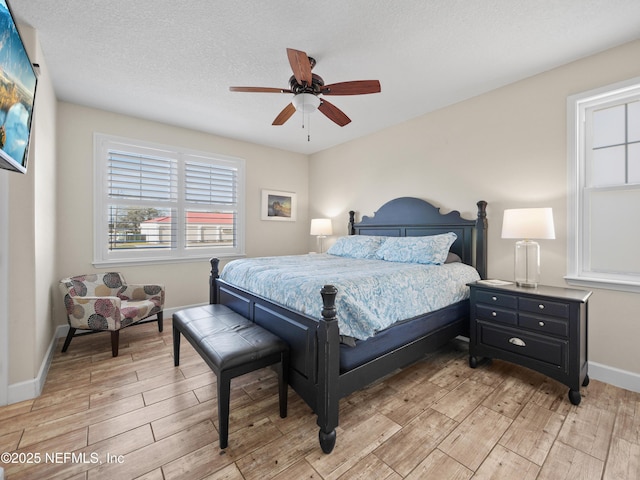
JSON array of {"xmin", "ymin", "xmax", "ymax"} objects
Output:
[{"xmin": 261, "ymin": 189, "xmax": 297, "ymax": 221}]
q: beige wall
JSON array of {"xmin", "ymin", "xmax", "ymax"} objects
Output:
[
  {"xmin": 309, "ymin": 39, "xmax": 640, "ymax": 375},
  {"xmin": 8, "ymin": 35, "xmax": 640, "ymax": 393},
  {"xmin": 54, "ymin": 103, "xmax": 309, "ymax": 322},
  {"xmin": 7, "ymin": 27, "xmax": 58, "ymax": 386}
]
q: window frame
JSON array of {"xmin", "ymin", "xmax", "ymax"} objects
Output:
[
  {"xmin": 93, "ymin": 133, "xmax": 245, "ymax": 267},
  {"xmin": 566, "ymin": 76, "xmax": 640, "ymax": 293}
]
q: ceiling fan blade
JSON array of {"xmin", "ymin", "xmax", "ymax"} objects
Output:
[
  {"xmin": 320, "ymin": 80, "xmax": 381, "ymax": 96},
  {"xmin": 318, "ymin": 99, "xmax": 351, "ymax": 127},
  {"xmin": 230, "ymin": 86, "xmax": 292, "ymax": 93},
  {"xmin": 272, "ymin": 103, "xmax": 296, "ymax": 125},
  {"xmin": 287, "ymin": 48, "xmax": 312, "ymax": 85}
]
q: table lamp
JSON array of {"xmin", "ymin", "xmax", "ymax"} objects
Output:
[
  {"xmin": 310, "ymin": 218, "xmax": 333, "ymax": 253},
  {"xmin": 501, "ymin": 208, "xmax": 555, "ymax": 287}
]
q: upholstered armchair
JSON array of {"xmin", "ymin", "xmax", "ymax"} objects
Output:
[{"xmin": 59, "ymin": 272, "xmax": 165, "ymax": 357}]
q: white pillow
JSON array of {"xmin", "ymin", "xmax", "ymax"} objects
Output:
[
  {"xmin": 327, "ymin": 235, "xmax": 386, "ymax": 259},
  {"xmin": 376, "ymin": 232, "xmax": 457, "ymax": 265}
]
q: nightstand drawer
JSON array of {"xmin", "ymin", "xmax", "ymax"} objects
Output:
[
  {"xmin": 519, "ymin": 313, "xmax": 569, "ymax": 337},
  {"xmin": 476, "ymin": 290, "xmax": 517, "ymax": 309},
  {"xmin": 519, "ymin": 297, "xmax": 569, "ymax": 318},
  {"xmin": 476, "ymin": 305, "xmax": 517, "ymax": 325},
  {"xmin": 478, "ymin": 322, "xmax": 567, "ymax": 368}
]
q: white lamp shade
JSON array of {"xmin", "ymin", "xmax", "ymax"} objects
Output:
[
  {"xmin": 310, "ymin": 218, "xmax": 333, "ymax": 236},
  {"xmin": 501, "ymin": 208, "xmax": 555, "ymax": 240},
  {"xmin": 292, "ymin": 93, "xmax": 321, "ymax": 113}
]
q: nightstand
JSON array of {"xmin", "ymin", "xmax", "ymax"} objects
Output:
[{"xmin": 468, "ymin": 281, "xmax": 592, "ymax": 405}]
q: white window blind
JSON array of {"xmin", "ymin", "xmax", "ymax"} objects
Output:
[
  {"xmin": 107, "ymin": 149, "xmax": 177, "ymax": 253},
  {"xmin": 183, "ymin": 158, "xmax": 238, "ymax": 251},
  {"xmin": 94, "ymin": 134, "xmax": 245, "ymax": 266}
]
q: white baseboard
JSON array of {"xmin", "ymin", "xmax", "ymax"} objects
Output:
[
  {"xmin": 588, "ymin": 361, "xmax": 640, "ymax": 393},
  {"xmin": 164, "ymin": 304, "xmax": 206, "ymax": 317},
  {"xmin": 7, "ymin": 324, "xmax": 66, "ymax": 405},
  {"xmin": 6, "ymin": 305, "xmax": 205, "ymax": 404}
]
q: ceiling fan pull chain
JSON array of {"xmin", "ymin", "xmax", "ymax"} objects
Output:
[{"xmin": 299, "ymin": 101, "xmax": 311, "ymax": 141}]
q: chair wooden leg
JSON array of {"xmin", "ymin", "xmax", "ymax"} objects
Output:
[
  {"xmin": 61, "ymin": 327, "xmax": 76, "ymax": 353},
  {"xmin": 157, "ymin": 311, "xmax": 164, "ymax": 332},
  {"xmin": 111, "ymin": 330, "xmax": 120, "ymax": 357}
]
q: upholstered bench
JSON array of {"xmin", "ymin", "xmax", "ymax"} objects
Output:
[{"xmin": 172, "ymin": 304, "xmax": 289, "ymax": 449}]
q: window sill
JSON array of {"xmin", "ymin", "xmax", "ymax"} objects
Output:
[
  {"xmin": 565, "ymin": 275, "xmax": 640, "ymax": 293},
  {"xmin": 93, "ymin": 253, "xmax": 245, "ymax": 268}
]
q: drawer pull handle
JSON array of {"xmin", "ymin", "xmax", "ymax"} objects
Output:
[
  {"xmin": 492, "ymin": 311, "xmax": 497, "ymax": 317},
  {"xmin": 538, "ymin": 321, "xmax": 545, "ymax": 327},
  {"xmin": 509, "ymin": 337, "xmax": 526, "ymax": 347},
  {"xmin": 538, "ymin": 304, "xmax": 545, "ymax": 310},
  {"xmin": 492, "ymin": 296, "xmax": 498, "ymax": 301}
]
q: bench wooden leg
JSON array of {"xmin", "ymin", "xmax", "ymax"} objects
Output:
[
  {"xmin": 173, "ymin": 324, "xmax": 181, "ymax": 366},
  {"xmin": 278, "ymin": 351, "xmax": 288, "ymax": 418},
  {"xmin": 218, "ymin": 372, "xmax": 231, "ymax": 449}
]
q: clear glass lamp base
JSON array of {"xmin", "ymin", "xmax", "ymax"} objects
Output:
[{"xmin": 514, "ymin": 240, "xmax": 540, "ymax": 288}]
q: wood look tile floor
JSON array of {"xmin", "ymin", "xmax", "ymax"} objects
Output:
[{"xmin": 1, "ymin": 319, "xmax": 639, "ymax": 479}]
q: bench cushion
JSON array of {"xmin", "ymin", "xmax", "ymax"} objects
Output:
[{"xmin": 173, "ymin": 304, "xmax": 288, "ymax": 371}]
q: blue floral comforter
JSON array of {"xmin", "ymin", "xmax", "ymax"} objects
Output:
[{"xmin": 220, "ymin": 254, "xmax": 480, "ymax": 341}]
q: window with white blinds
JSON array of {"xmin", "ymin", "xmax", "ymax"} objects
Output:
[
  {"xmin": 567, "ymin": 78, "xmax": 640, "ymax": 292},
  {"xmin": 94, "ymin": 134, "xmax": 245, "ymax": 266}
]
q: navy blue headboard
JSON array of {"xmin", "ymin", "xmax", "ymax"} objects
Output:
[{"xmin": 349, "ymin": 197, "xmax": 487, "ymax": 279}]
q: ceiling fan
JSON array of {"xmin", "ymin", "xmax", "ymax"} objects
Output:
[{"xmin": 229, "ymin": 48, "xmax": 381, "ymax": 127}]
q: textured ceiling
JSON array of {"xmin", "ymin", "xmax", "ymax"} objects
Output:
[{"xmin": 11, "ymin": 0, "xmax": 640, "ymax": 154}]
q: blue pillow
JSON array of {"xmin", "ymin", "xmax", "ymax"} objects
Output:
[
  {"xmin": 327, "ymin": 235, "xmax": 386, "ymax": 259},
  {"xmin": 376, "ymin": 233, "xmax": 457, "ymax": 265}
]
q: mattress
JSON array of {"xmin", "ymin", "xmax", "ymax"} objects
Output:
[
  {"xmin": 339, "ymin": 300, "xmax": 469, "ymax": 372},
  {"xmin": 220, "ymin": 254, "xmax": 480, "ymax": 341}
]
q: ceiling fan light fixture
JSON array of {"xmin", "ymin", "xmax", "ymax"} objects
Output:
[{"xmin": 292, "ymin": 93, "xmax": 320, "ymax": 113}]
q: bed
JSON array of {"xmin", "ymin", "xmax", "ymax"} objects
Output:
[{"xmin": 209, "ymin": 197, "xmax": 488, "ymax": 453}]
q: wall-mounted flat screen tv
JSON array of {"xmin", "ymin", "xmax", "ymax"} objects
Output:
[{"xmin": 0, "ymin": 0, "xmax": 37, "ymax": 174}]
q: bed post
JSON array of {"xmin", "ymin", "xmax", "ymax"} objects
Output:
[
  {"xmin": 209, "ymin": 258, "xmax": 220, "ymax": 304},
  {"xmin": 348, "ymin": 211, "xmax": 355, "ymax": 235},
  {"xmin": 475, "ymin": 201, "xmax": 488, "ymax": 279},
  {"xmin": 317, "ymin": 284, "xmax": 340, "ymax": 454}
]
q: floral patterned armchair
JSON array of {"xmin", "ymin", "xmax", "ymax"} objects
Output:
[{"xmin": 59, "ymin": 272, "xmax": 165, "ymax": 357}]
